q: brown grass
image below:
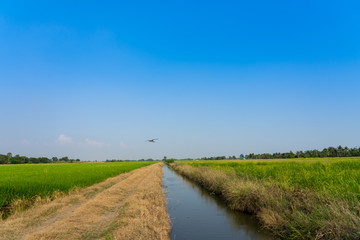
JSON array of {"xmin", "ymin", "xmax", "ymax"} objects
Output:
[
  {"xmin": 0, "ymin": 162, "xmax": 170, "ymax": 240},
  {"xmin": 1, "ymin": 190, "xmax": 67, "ymax": 219},
  {"xmin": 170, "ymin": 162, "xmax": 360, "ymax": 240}
]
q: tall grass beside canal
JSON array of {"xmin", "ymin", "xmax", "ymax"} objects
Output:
[
  {"xmin": 0, "ymin": 162, "xmax": 155, "ymax": 217},
  {"xmin": 170, "ymin": 158, "xmax": 360, "ymax": 239}
]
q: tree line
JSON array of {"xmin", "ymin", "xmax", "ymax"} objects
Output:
[
  {"xmin": 0, "ymin": 153, "xmax": 80, "ymax": 164},
  {"xmin": 244, "ymin": 146, "xmax": 360, "ymax": 159},
  {"xmin": 105, "ymin": 158, "xmax": 156, "ymax": 162},
  {"xmin": 201, "ymin": 156, "xmax": 233, "ymax": 160},
  {"xmin": 198, "ymin": 146, "xmax": 360, "ymax": 160}
]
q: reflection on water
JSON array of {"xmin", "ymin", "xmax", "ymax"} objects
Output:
[{"xmin": 162, "ymin": 165, "xmax": 273, "ymax": 240}]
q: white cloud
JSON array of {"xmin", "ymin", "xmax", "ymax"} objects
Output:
[
  {"xmin": 54, "ymin": 135, "xmax": 109, "ymax": 148},
  {"xmin": 84, "ymin": 138, "xmax": 109, "ymax": 147},
  {"xmin": 120, "ymin": 141, "xmax": 127, "ymax": 148},
  {"xmin": 21, "ymin": 139, "xmax": 31, "ymax": 145},
  {"xmin": 56, "ymin": 134, "xmax": 74, "ymax": 145}
]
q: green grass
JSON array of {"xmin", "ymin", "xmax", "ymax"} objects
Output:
[
  {"xmin": 0, "ymin": 162, "xmax": 155, "ymax": 211},
  {"xmin": 172, "ymin": 157, "xmax": 360, "ymax": 239},
  {"xmin": 186, "ymin": 157, "xmax": 360, "ymax": 201}
]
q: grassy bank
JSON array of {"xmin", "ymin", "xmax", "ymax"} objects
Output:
[
  {"xmin": 0, "ymin": 162, "xmax": 155, "ymax": 217},
  {"xmin": 170, "ymin": 158, "xmax": 360, "ymax": 239}
]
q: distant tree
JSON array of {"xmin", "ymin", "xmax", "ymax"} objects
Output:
[
  {"xmin": 321, "ymin": 148, "xmax": 329, "ymax": 157},
  {"xmin": 10, "ymin": 155, "xmax": 27, "ymax": 164},
  {"xmin": 38, "ymin": 157, "xmax": 50, "ymax": 163},
  {"xmin": 0, "ymin": 154, "xmax": 8, "ymax": 164},
  {"xmin": 29, "ymin": 157, "xmax": 39, "ymax": 163},
  {"xmin": 328, "ymin": 147, "xmax": 337, "ymax": 157},
  {"xmin": 60, "ymin": 156, "xmax": 69, "ymax": 162},
  {"xmin": 343, "ymin": 147, "xmax": 351, "ymax": 157},
  {"xmin": 7, "ymin": 152, "xmax": 12, "ymax": 162},
  {"xmin": 164, "ymin": 158, "xmax": 175, "ymax": 165},
  {"xmin": 350, "ymin": 147, "xmax": 360, "ymax": 157},
  {"xmin": 299, "ymin": 151, "xmax": 305, "ymax": 158},
  {"xmin": 337, "ymin": 145, "xmax": 344, "ymax": 157}
]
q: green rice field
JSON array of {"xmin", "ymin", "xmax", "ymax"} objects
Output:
[
  {"xmin": 186, "ymin": 157, "xmax": 360, "ymax": 201},
  {"xmin": 0, "ymin": 162, "xmax": 155, "ymax": 211},
  {"xmin": 172, "ymin": 157, "xmax": 360, "ymax": 239}
]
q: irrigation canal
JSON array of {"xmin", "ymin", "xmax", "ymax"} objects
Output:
[{"xmin": 162, "ymin": 165, "xmax": 273, "ymax": 240}]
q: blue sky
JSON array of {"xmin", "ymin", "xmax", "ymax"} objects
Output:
[{"xmin": 0, "ymin": 1, "xmax": 359, "ymax": 160}]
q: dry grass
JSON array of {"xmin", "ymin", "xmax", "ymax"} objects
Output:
[
  {"xmin": 0, "ymin": 162, "xmax": 154, "ymax": 217},
  {"xmin": 170, "ymin": 162, "xmax": 360, "ymax": 240},
  {"xmin": 0, "ymin": 162, "xmax": 170, "ymax": 240}
]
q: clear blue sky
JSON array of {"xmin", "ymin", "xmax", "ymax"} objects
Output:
[{"xmin": 1, "ymin": 1, "xmax": 359, "ymax": 160}]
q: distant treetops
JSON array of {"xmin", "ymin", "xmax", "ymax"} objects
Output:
[
  {"xmin": 200, "ymin": 146, "xmax": 360, "ymax": 160},
  {"xmin": 244, "ymin": 146, "xmax": 360, "ymax": 159},
  {"xmin": 2, "ymin": 145, "xmax": 359, "ymax": 164},
  {"xmin": 0, "ymin": 153, "xmax": 80, "ymax": 164}
]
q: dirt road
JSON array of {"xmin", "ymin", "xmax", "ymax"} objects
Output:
[{"xmin": 0, "ymin": 162, "xmax": 170, "ymax": 240}]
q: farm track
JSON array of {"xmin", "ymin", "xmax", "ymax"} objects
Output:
[{"xmin": 0, "ymin": 162, "xmax": 170, "ymax": 240}]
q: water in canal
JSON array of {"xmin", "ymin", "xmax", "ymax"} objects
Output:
[{"xmin": 162, "ymin": 165, "xmax": 273, "ymax": 240}]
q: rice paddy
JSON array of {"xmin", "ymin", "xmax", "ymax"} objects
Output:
[
  {"xmin": 186, "ymin": 157, "xmax": 360, "ymax": 201},
  {"xmin": 0, "ymin": 162, "xmax": 155, "ymax": 214},
  {"xmin": 170, "ymin": 157, "xmax": 360, "ymax": 239}
]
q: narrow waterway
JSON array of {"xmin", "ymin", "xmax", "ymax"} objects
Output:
[{"xmin": 162, "ymin": 165, "xmax": 273, "ymax": 240}]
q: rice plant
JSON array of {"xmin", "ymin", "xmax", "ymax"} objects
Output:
[{"xmin": 0, "ymin": 162, "xmax": 155, "ymax": 211}]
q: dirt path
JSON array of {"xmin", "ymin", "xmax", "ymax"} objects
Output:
[{"xmin": 0, "ymin": 162, "xmax": 170, "ymax": 240}]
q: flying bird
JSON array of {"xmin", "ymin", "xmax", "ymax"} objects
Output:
[{"xmin": 147, "ymin": 139, "xmax": 158, "ymax": 143}]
